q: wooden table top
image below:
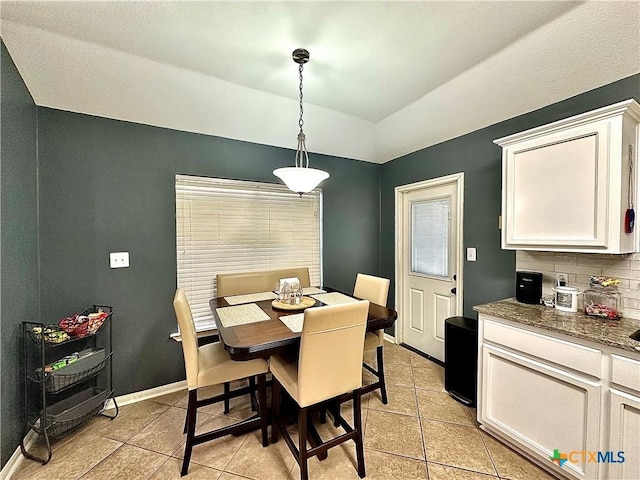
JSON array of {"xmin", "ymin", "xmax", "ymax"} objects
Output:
[{"xmin": 210, "ymin": 288, "xmax": 397, "ymax": 361}]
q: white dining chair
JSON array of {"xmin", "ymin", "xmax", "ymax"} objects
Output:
[
  {"xmin": 173, "ymin": 288, "xmax": 269, "ymax": 476},
  {"xmin": 354, "ymin": 273, "xmax": 391, "ymax": 404},
  {"xmin": 270, "ymin": 301, "xmax": 370, "ymax": 480}
]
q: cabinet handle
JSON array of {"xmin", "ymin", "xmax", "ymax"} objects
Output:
[{"xmin": 451, "ymin": 287, "xmax": 457, "ymax": 295}]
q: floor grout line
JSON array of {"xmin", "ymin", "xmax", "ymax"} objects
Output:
[{"xmin": 16, "ymin": 344, "xmax": 557, "ymax": 480}]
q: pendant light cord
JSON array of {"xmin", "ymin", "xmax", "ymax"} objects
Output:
[{"xmin": 295, "ymin": 63, "xmax": 310, "ymax": 169}]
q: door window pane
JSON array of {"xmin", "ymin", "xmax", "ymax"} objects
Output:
[{"xmin": 411, "ymin": 198, "xmax": 450, "ymax": 277}]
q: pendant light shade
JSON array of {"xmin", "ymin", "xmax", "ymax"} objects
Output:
[
  {"xmin": 273, "ymin": 167, "xmax": 330, "ymax": 194},
  {"xmin": 273, "ymin": 48, "xmax": 329, "ymax": 195}
]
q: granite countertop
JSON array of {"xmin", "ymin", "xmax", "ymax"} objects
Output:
[{"xmin": 474, "ymin": 298, "xmax": 640, "ymax": 354}]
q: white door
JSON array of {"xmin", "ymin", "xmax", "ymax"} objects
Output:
[{"xmin": 397, "ymin": 175, "xmax": 462, "ymax": 361}]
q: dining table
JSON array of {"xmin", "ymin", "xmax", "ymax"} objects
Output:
[
  {"xmin": 208, "ymin": 287, "xmax": 398, "ymax": 458},
  {"xmin": 209, "ymin": 287, "xmax": 398, "ymax": 361}
]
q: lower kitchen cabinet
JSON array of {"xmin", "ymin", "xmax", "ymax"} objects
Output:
[
  {"xmin": 481, "ymin": 344, "xmax": 601, "ymax": 479},
  {"xmin": 478, "ymin": 315, "xmax": 640, "ymax": 480},
  {"xmin": 607, "ymin": 353, "xmax": 640, "ymax": 480},
  {"xmin": 607, "ymin": 389, "xmax": 640, "ymax": 479}
]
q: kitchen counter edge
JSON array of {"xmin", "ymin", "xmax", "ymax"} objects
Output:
[{"xmin": 474, "ymin": 298, "xmax": 640, "ymax": 354}]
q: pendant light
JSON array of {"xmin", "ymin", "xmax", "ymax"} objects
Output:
[{"xmin": 273, "ymin": 48, "xmax": 329, "ymax": 195}]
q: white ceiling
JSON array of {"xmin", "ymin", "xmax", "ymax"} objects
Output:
[{"xmin": 1, "ymin": 1, "xmax": 639, "ymax": 163}]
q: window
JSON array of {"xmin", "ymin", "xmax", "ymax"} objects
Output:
[
  {"xmin": 175, "ymin": 175, "xmax": 322, "ymax": 332},
  {"xmin": 411, "ymin": 198, "xmax": 450, "ymax": 278}
]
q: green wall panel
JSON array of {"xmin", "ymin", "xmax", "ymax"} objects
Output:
[
  {"xmin": 36, "ymin": 109, "xmax": 381, "ymax": 396},
  {"xmin": 0, "ymin": 41, "xmax": 39, "ymax": 467}
]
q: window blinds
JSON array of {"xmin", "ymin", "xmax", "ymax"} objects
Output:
[
  {"xmin": 175, "ymin": 175, "xmax": 323, "ymax": 332},
  {"xmin": 411, "ymin": 198, "xmax": 450, "ymax": 278}
]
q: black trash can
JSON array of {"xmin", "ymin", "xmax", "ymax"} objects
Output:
[{"xmin": 444, "ymin": 316, "xmax": 478, "ymax": 406}]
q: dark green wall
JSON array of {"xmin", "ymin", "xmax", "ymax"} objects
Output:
[
  {"xmin": 36, "ymin": 108, "xmax": 381, "ymax": 396},
  {"xmin": 380, "ymin": 74, "xmax": 640, "ymax": 318},
  {"xmin": 0, "ymin": 42, "xmax": 39, "ymax": 467}
]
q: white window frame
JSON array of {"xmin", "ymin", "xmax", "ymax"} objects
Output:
[{"xmin": 173, "ymin": 174, "xmax": 323, "ymax": 338}]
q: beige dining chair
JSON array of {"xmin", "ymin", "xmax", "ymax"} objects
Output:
[
  {"xmin": 270, "ymin": 300, "xmax": 370, "ymax": 480},
  {"xmin": 216, "ymin": 267, "xmax": 311, "ymax": 297},
  {"xmin": 354, "ymin": 273, "xmax": 391, "ymax": 404},
  {"xmin": 173, "ymin": 289, "xmax": 270, "ymax": 476}
]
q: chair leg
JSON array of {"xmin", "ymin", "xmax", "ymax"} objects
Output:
[
  {"xmin": 299, "ymin": 406, "xmax": 309, "ymax": 480},
  {"xmin": 182, "ymin": 405, "xmax": 188, "ymax": 434},
  {"xmin": 352, "ymin": 389, "xmax": 366, "ymax": 478},
  {"xmin": 257, "ymin": 374, "xmax": 268, "ymax": 447},
  {"xmin": 376, "ymin": 346, "xmax": 388, "ymax": 405},
  {"xmin": 223, "ymin": 381, "xmax": 231, "ymax": 414},
  {"xmin": 319, "ymin": 406, "xmax": 327, "ymax": 424},
  {"xmin": 181, "ymin": 390, "xmax": 198, "ymax": 476},
  {"xmin": 249, "ymin": 376, "xmax": 257, "ymax": 412},
  {"xmin": 331, "ymin": 398, "xmax": 340, "ymax": 427},
  {"xmin": 271, "ymin": 378, "xmax": 281, "ymax": 444}
]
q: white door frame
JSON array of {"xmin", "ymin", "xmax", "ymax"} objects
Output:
[{"xmin": 394, "ymin": 172, "xmax": 465, "ymax": 343}]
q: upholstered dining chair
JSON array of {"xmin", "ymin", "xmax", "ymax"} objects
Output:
[
  {"xmin": 354, "ymin": 273, "xmax": 391, "ymax": 404},
  {"xmin": 270, "ymin": 300, "xmax": 370, "ymax": 480},
  {"xmin": 173, "ymin": 289, "xmax": 269, "ymax": 476}
]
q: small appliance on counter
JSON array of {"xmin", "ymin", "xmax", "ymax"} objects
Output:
[
  {"xmin": 516, "ymin": 271, "xmax": 542, "ymax": 304},
  {"xmin": 554, "ymin": 286, "xmax": 580, "ymax": 313}
]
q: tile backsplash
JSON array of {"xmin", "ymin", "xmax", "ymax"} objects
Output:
[{"xmin": 516, "ymin": 251, "xmax": 640, "ymax": 320}]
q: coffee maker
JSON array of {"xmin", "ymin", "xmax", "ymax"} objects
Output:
[{"xmin": 516, "ymin": 271, "xmax": 543, "ymax": 304}]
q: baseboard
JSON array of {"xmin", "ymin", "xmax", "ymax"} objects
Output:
[
  {"xmin": 400, "ymin": 342, "xmax": 444, "ymax": 367},
  {"xmin": 2, "ymin": 380, "xmax": 187, "ymax": 479},
  {"xmin": 383, "ymin": 333, "xmax": 396, "ymax": 344},
  {"xmin": 104, "ymin": 379, "xmax": 187, "ymax": 410},
  {"xmin": 0, "ymin": 430, "xmax": 38, "ymax": 480}
]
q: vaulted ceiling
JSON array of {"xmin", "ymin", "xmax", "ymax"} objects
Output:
[{"xmin": 2, "ymin": 1, "xmax": 639, "ymax": 163}]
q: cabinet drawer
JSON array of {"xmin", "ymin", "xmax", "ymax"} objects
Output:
[
  {"xmin": 483, "ymin": 318, "xmax": 601, "ymax": 377},
  {"xmin": 611, "ymin": 354, "xmax": 640, "ymax": 392}
]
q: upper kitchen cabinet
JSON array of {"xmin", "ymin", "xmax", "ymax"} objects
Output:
[{"xmin": 495, "ymin": 99, "xmax": 640, "ymax": 253}]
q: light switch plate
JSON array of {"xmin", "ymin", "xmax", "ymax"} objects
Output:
[
  {"xmin": 466, "ymin": 248, "xmax": 477, "ymax": 262},
  {"xmin": 110, "ymin": 252, "xmax": 129, "ymax": 268}
]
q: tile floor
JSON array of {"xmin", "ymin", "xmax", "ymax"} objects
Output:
[{"xmin": 14, "ymin": 342, "xmax": 557, "ymax": 480}]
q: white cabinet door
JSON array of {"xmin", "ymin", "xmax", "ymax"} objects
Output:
[
  {"xmin": 607, "ymin": 389, "xmax": 640, "ymax": 480},
  {"xmin": 495, "ymin": 99, "xmax": 639, "ymax": 254},
  {"xmin": 481, "ymin": 344, "xmax": 601, "ymax": 479},
  {"xmin": 503, "ymin": 121, "xmax": 610, "ymax": 249}
]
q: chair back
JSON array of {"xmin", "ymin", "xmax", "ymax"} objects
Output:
[
  {"xmin": 217, "ymin": 267, "xmax": 311, "ymax": 297},
  {"xmin": 354, "ymin": 273, "xmax": 390, "ymax": 306},
  {"xmin": 297, "ymin": 301, "xmax": 369, "ymax": 407},
  {"xmin": 173, "ymin": 288, "xmax": 199, "ymax": 389}
]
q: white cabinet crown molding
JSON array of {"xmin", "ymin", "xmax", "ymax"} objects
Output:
[{"xmin": 494, "ymin": 99, "xmax": 640, "ymax": 147}]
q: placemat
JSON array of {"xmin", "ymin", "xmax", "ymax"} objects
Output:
[
  {"xmin": 216, "ymin": 303, "xmax": 270, "ymax": 327},
  {"xmin": 311, "ymin": 292, "xmax": 359, "ymax": 306},
  {"xmin": 224, "ymin": 291, "xmax": 277, "ymax": 306},
  {"xmin": 280, "ymin": 313, "xmax": 305, "ymax": 333},
  {"xmin": 302, "ymin": 287, "xmax": 326, "ymax": 295}
]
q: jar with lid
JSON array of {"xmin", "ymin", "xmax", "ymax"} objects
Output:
[{"xmin": 583, "ymin": 284, "xmax": 623, "ymax": 319}]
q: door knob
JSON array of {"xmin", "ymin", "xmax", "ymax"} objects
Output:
[{"xmin": 451, "ymin": 287, "xmax": 457, "ymax": 294}]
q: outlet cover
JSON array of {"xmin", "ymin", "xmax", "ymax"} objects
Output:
[{"xmin": 110, "ymin": 252, "xmax": 130, "ymax": 268}]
